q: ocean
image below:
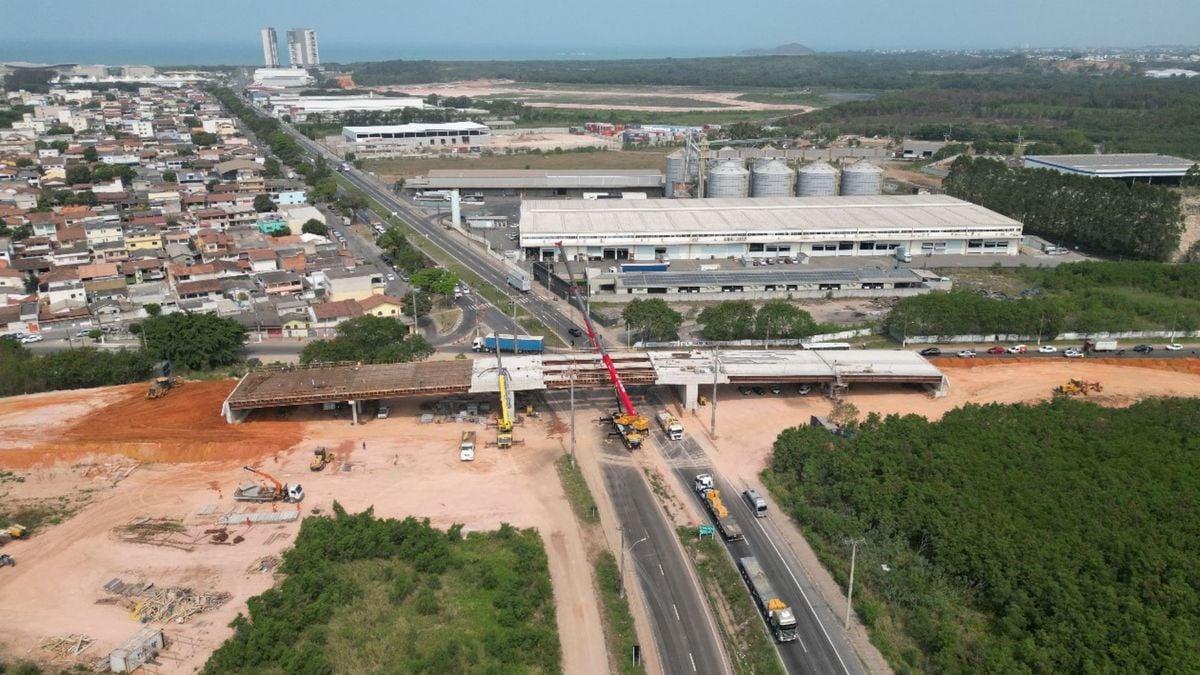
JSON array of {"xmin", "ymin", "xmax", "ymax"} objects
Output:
[{"xmin": 0, "ymin": 40, "xmax": 740, "ymax": 67}]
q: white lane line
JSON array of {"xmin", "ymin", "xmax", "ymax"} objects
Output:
[
  {"xmin": 660, "ymin": 564, "xmax": 666, "ymax": 576},
  {"xmin": 799, "ymin": 637, "xmax": 808, "ymax": 653},
  {"xmin": 673, "ymin": 603, "xmax": 681, "ymax": 621},
  {"xmin": 689, "ymin": 652, "xmax": 697, "ymax": 672}
]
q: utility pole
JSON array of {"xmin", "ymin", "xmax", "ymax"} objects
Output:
[
  {"xmin": 569, "ymin": 360, "xmax": 577, "ymax": 467},
  {"xmin": 844, "ymin": 537, "xmax": 865, "ymax": 629},
  {"xmin": 710, "ymin": 347, "xmax": 719, "ymax": 438},
  {"xmin": 618, "ymin": 528, "xmax": 648, "ymax": 599}
]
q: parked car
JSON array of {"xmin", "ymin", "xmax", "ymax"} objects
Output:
[
  {"xmin": 919, "ymin": 347, "xmax": 941, "ymax": 356},
  {"xmin": 738, "ymin": 386, "xmax": 752, "ymax": 396},
  {"xmin": 1133, "ymin": 344, "xmax": 1154, "ymax": 353},
  {"xmin": 751, "ymin": 386, "xmax": 766, "ymax": 396},
  {"xmin": 987, "ymin": 346, "xmax": 1007, "ymax": 355},
  {"xmin": 20, "ymin": 334, "xmax": 43, "ymax": 344},
  {"xmin": 797, "ymin": 384, "xmax": 812, "ymax": 395},
  {"xmin": 386, "ymin": 273, "xmax": 395, "ymax": 281},
  {"xmin": 957, "ymin": 349, "xmax": 977, "ymax": 358},
  {"xmin": 568, "ymin": 327, "xmax": 584, "ymax": 338},
  {"xmin": 76, "ymin": 329, "xmax": 93, "ymax": 337},
  {"xmin": 1165, "ymin": 343, "xmax": 1183, "ymax": 351},
  {"xmin": 768, "ymin": 384, "xmax": 782, "ymax": 395},
  {"xmin": 1037, "ymin": 345, "xmax": 1058, "ymax": 353},
  {"xmin": 1007, "ymin": 344, "xmax": 1027, "ymax": 354},
  {"xmin": 1063, "ymin": 348, "xmax": 1084, "ymax": 358}
]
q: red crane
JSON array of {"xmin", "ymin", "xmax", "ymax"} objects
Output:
[{"xmin": 556, "ymin": 242, "xmax": 648, "ymax": 448}]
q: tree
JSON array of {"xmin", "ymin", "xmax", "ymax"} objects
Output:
[
  {"xmin": 190, "ymin": 131, "xmax": 218, "ymax": 147},
  {"xmin": 697, "ymin": 301, "xmax": 756, "ymax": 341},
  {"xmin": 162, "ymin": 170, "xmax": 177, "ymax": 183},
  {"xmin": 402, "ymin": 291, "xmax": 433, "ymax": 317},
  {"xmin": 621, "ymin": 298, "xmax": 682, "ymax": 342},
  {"xmin": 262, "ymin": 157, "xmax": 283, "ymax": 179},
  {"xmin": 754, "ymin": 301, "xmax": 820, "ymax": 340},
  {"xmin": 410, "ymin": 268, "xmax": 458, "ymax": 299},
  {"xmin": 143, "ymin": 303, "xmax": 162, "ymax": 317},
  {"xmin": 253, "ymin": 194, "xmax": 277, "ymax": 213},
  {"xmin": 301, "ymin": 219, "xmax": 328, "ymax": 236},
  {"xmin": 140, "ymin": 312, "xmax": 246, "ymax": 370},
  {"xmin": 300, "ymin": 315, "xmax": 434, "ymax": 365},
  {"xmin": 82, "ymin": 146, "xmax": 98, "ymax": 162},
  {"xmin": 65, "ymin": 164, "xmax": 92, "ymax": 185},
  {"xmin": 1184, "ymin": 163, "xmax": 1200, "ymax": 189},
  {"xmin": 23, "ymin": 272, "xmax": 38, "ymax": 294},
  {"xmin": 828, "ymin": 400, "xmax": 859, "ymax": 429}
]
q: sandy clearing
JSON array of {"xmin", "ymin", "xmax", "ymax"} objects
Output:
[{"xmin": 0, "ymin": 389, "xmax": 607, "ymax": 674}]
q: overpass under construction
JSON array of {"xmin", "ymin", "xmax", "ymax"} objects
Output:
[{"xmin": 221, "ymin": 349, "xmax": 946, "ymax": 423}]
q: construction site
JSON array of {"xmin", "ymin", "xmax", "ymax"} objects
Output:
[{"xmin": 2, "ymin": 353, "xmax": 1200, "ymax": 672}]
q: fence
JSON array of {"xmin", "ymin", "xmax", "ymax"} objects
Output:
[
  {"xmin": 906, "ymin": 329, "xmax": 1200, "ymax": 344},
  {"xmin": 636, "ymin": 328, "xmax": 875, "ymax": 350}
]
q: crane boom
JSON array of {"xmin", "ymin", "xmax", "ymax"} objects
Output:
[
  {"xmin": 493, "ymin": 333, "xmax": 515, "ymax": 447},
  {"xmin": 243, "ymin": 465, "xmax": 283, "ymax": 497}
]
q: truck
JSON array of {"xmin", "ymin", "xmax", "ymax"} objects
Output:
[
  {"xmin": 656, "ymin": 411, "xmax": 684, "ymax": 441},
  {"xmin": 234, "ymin": 466, "xmax": 304, "ymax": 503},
  {"xmin": 693, "ymin": 474, "xmax": 743, "ymax": 541},
  {"xmin": 1084, "ymin": 339, "xmax": 1119, "ymax": 353},
  {"xmin": 459, "ymin": 431, "xmax": 476, "ymax": 461},
  {"xmin": 472, "ymin": 334, "xmax": 544, "ymax": 354},
  {"xmin": 620, "ymin": 262, "xmax": 670, "ymax": 273},
  {"xmin": 896, "ymin": 246, "xmax": 912, "ymax": 263},
  {"xmin": 506, "ymin": 265, "xmax": 532, "ymax": 293},
  {"xmin": 739, "ymin": 556, "xmax": 799, "ymax": 642}
]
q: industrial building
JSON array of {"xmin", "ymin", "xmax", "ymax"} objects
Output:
[
  {"xmin": 1023, "ymin": 153, "xmax": 1198, "ymax": 184},
  {"xmin": 260, "ymin": 28, "xmax": 280, "ymax": 67},
  {"xmin": 264, "ymin": 94, "xmax": 426, "ymax": 121},
  {"xmin": 340, "ymin": 122, "xmax": 491, "ymax": 158},
  {"xmin": 520, "ymin": 195, "xmax": 1023, "ymax": 262},
  {"xmin": 405, "ymin": 168, "xmax": 664, "ymax": 198},
  {"xmin": 590, "ymin": 266, "xmax": 951, "ymax": 300},
  {"xmin": 286, "ymin": 28, "xmax": 320, "ymax": 67},
  {"xmin": 251, "ymin": 68, "xmax": 312, "ymax": 89}
]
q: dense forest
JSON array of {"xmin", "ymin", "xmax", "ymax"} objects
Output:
[
  {"xmin": 205, "ymin": 506, "xmax": 560, "ymax": 673},
  {"xmin": 943, "ymin": 157, "xmax": 1184, "ymax": 260},
  {"xmin": 764, "ymin": 398, "xmax": 1200, "ymax": 673},
  {"xmin": 884, "ymin": 261, "xmax": 1200, "ymax": 337},
  {"xmin": 0, "ymin": 341, "xmax": 154, "ymax": 397}
]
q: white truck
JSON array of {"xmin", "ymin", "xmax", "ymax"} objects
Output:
[
  {"xmin": 506, "ymin": 266, "xmax": 532, "ymax": 293},
  {"xmin": 656, "ymin": 411, "xmax": 684, "ymax": 441},
  {"xmin": 459, "ymin": 431, "xmax": 476, "ymax": 461},
  {"xmin": 1084, "ymin": 339, "xmax": 1119, "ymax": 353}
]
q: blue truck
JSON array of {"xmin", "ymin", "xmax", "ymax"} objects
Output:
[
  {"xmin": 620, "ymin": 262, "xmax": 670, "ymax": 273},
  {"xmin": 472, "ymin": 334, "xmax": 545, "ymax": 354}
]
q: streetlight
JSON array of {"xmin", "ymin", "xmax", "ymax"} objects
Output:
[
  {"xmin": 843, "ymin": 537, "xmax": 865, "ymax": 628},
  {"xmin": 618, "ymin": 528, "xmax": 648, "ymax": 599}
]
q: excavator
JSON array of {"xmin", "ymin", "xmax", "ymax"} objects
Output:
[
  {"xmin": 234, "ymin": 465, "xmax": 304, "ymax": 503},
  {"xmin": 1054, "ymin": 379, "xmax": 1104, "ymax": 397},
  {"xmin": 146, "ymin": 360, "xmax": 183, "ymax": 400},
  {"xmin": 555, "ymin": 242, "xmax": 649, "ymax": 449},
  {"xmin": 493, "ymin": 334, "xmax": 516, "ymax": 449}
]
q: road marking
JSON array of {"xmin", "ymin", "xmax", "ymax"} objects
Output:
[
  {"xmin": 659, "ymin": 564, "xmax": 666, "ymax": 576},
  {"xmin": 689, "ymin": 652, "xmax": 697, "ymax": 672},
  {"xmin": 799, "ymin": 637, "xmax": 808, "ymax": 653},
  {"xmin": 673, "ymin": 603, "xmax": 680, "ymax": 621},
  {"xmin": 749, "ymin": 510, "xmax": 851, "ymax": 675}
]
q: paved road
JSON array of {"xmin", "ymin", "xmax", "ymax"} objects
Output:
[
  {"xmin": 646, "ymin": 395, "xmax": 863, "ymax": 675},
  {"xmin": 544, "ymin": 390, "xmax": 729, "ymax": 675}
]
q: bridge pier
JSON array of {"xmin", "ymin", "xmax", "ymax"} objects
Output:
[
  {"xmin": 680, "ymin": 383, "xmax": 699, "ymax": 412},
  {"xmin": 350, "ymin": 400, "xmax": 359, "ymax": 425}
]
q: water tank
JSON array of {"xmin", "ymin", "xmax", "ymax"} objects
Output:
[
  {"xmin": 840, "ymin": 160, "xmax": 883, "ymax": 196},
  {"xmin": 750, "ymin": 159, "xmax": 795, "ymax": 198},
  {"xmin": 797, "ymin": 161, "xmax": 838, "ymax": 196},
  {"xmin": 705, "ymin": 159, "xmax": 749, "ymax": 198},
  {"xmin": 665, "ymin": 150, "xmax": 685, "ymax": 198}
]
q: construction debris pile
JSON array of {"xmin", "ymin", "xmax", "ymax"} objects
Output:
[
  {"xmin": 118, "ymin": 517, "xmax": 194, "ymax": 551},
  {"xmin": 79, "ymin": 460, "xmax": 141, "ymax": 486},
  {"xmin": 41, "ymin": 634, "xmax": 94, "ymax": 658},
  {"xmin": 102, "ymin": 578, "xmax": 231, "ymax": 624},
  {"xmin": 421, "ymin": 397, "xmax": 492, "ymax": 424}
]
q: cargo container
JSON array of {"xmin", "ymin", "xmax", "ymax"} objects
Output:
[{"xmin": 472, "ymin": 334, "xmax": 544, "ymax": 354}]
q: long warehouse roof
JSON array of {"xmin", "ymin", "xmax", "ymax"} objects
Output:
[
  {"xmin": 617, "ymin": 267, "xmax": 923, "ymax": 288},
  {"xmin": 1024, "ymin": 153, "xmax": 1198, "ymax": 176},
  {"xmin": 519, "ymin": 195, "xmax": 1021, "ymax": 235},
  {"xmin": 343, "ymin": 122, "xmax": 489, "ymax": 134},
  {"xmin": 418, "ymin": 168, "xmax": 664, "ymax": 190}
]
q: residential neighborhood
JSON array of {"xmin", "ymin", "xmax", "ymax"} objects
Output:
[{"xmin": 0, "ymin": 83, "xmax": 412, "ymax": 345}]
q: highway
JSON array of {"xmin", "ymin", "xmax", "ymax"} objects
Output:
[
  {"xmin": 646, "ymin": 396, "xmax": 863, "ymax": 675},
  {"xmin": 544, "ymin": 390, "xmax": 729, "ymax": 675}
]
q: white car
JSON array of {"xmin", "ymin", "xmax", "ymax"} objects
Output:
[
  {"xmin": 1007, "ymin": 344, "xmax": 1027, "ymax": 354},
  {"xmin": 1165, "ymin": 343, "xmax": 1183, "ymax": 351},
  {"xmin": 1063, "ymin": 348, "xmax": 1084, "ymax": 358},
  {"xmin": 1037, "ymin": 345, "xmax": 1057, "ymax": 354},
  {"xmin": 386, "ymin": 273, "xmax": 395, "ymax": 281},
  {"xmin": 957, "ymin": 349, "xmax": 976, "ymax": 358},
  {"xmin": 20, "ymin": 334, "xmax": 43, "ymax": 344}
]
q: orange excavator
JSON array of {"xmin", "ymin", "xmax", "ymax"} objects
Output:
[
  {"xmin": 234, "ymin": 466, "xmax": 304, "ymax": 503},
  {"xmin": 556, "ymin": 242, "xmax": 649, "ymax": 449}
]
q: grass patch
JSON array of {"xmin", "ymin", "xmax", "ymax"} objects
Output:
[
  {"xmin": 0, "ymin": 471, "xmax": 24, "ymax": 484},
  {"xmin": 0, "ymin": 498, "xmax": 85, "ymax": 535},
  {"xmin": 556, "ymin": 455, "xmax": 598, "ymax": 524},
  {"xmin": 364, "ymin": 148, "xmax": 673, "ymax": 177},
  {"xmin": 678, "ymin": 527, "xmax": 785, "ymax": 675},
  {"xmin": 594, "ymin": 551, "xmax": 645, "ymax": 674},
  {"xmin": 205, "ymin": 508, "xmax": 560, "ymax": 674},
  {"xmin": 529, "ymin": 94, "xmax": 735, "ymax": 108}
]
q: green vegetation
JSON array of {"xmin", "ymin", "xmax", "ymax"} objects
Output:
[
  {"xmin": 300, "ymin": 315, "xmax": 434, "ymax": 365},
  {"xmin": 621, "ymin": 299, "xmax": 683, "ymax": 342},
  {"xmin": 764, "ymin": 398, "xmax": 1200, "ymax": 673},
  {"xmin": 410, "ymin": 267, "xmax": 460, "ymax": 300},
  {"xmin": 678, "ymin": 528, "xmax": 784, "ymax": 675},
  {"xmin": 886, "ymin": 261, "xmax": 1200, "ymax": 337},
  {"xmin": 594, "ymin": 552, "xmax": 645, "ymax": 675},
  {"xmin": 697, "ymin": 300, "xmax": 835, "ymax": 341},
  {"xmin": 0, "ymin": 340, "xmax": 154, "ymax": 398},
  {"xmin": 944, "ymin": 157, "xmax": 1184, "ymax": 260},
  {"xmin": 363, "ymin": 148, "xmax": 673, "ymax": 178},
  {"xmin": 0, "ymin": 496, "xmax": 84, "ymax": 536},
  {"xmin": 204, "ymin": 505, "xmax": 561, "ymax": 673},
  {"xmin": 556, "ymin": 455, "xmax": 598, "ymax": 524},
  {"xmin": 140, "ymin": 312, "xmax": 246, "ymax": 371},
  {"xmin": 300, "ymin": 218, "xmax": 327, "ymax": 236},
  {"xmin": 377, "ymin": 227, "xmax": 429, "ymax": 275}
]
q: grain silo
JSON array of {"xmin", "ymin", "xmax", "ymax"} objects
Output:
[
  {"xmin": 797, "ymin": 160, "xmax": 839, "ymax": 196},
  {"xmin": 750, "ymin": 159, "xmax": 795, "ymax": 197},
  {"xmin": 840, "ymin": 160, "xmax": 883, "ymax": 196},
  {"xmin": 665, "ymin": 150, "xmax": 686, "ymax": 198},
  {"xmin": 705, "ymin": 159, "xmax": 749, "ymax": 198}
]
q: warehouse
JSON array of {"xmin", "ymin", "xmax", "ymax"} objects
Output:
[
  {"xmin": 266, "ymin": 94, "xmax": 426, "ymax": 121},
  {"xmin": 406, "ymin": 168, "xmax": 664, "ymax": 198},
  {"xmin": 341, "ymin": 122, "xmax": 491, "ymax": 158},
  {"xmin": 520, "ymin": 195, "xmax": 1023, "ymax": 262},
  {"xmin": 1023, "ymin": 153, "xmax": 1198, "ymax": 184},
  {"xmin": 590, "ymin": 266, "xmax": 951, "ymax": 301}
]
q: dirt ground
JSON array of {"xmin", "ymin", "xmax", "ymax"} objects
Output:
[
  {"xmin": 0, "ymin": 388, "xmax": 606, "ymax": 673},
  {"xmin": 489, "ymin": 131, "xmax": 623, "ymax": 152}
]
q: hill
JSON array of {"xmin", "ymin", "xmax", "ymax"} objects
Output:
[{"xmin": 738, "ymin": 42, "xmax": 815, "ymax": 56}]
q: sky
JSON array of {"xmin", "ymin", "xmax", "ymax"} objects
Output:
[{"xmin": 1, "ymin": 0, "xmax": 1198, "ymax": 64}]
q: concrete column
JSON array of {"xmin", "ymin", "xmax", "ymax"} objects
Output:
[
  {"xmin": 681, "ymin": 383, "xmax": 699, "ymax": 412},
  {"xmin": 450, "ymin": 190, "xmax": 461, "ymax": 227},
  {"xmin": 350, "ymin": 400, "xmax": 359, "ymax": 425}
]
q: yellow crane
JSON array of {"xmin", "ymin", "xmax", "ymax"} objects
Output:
[{"xmin": 493, "ymin": 333, "xmax": 516, "ymax": 449}]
